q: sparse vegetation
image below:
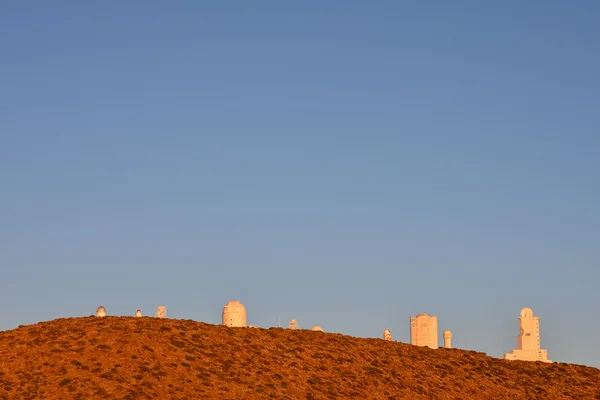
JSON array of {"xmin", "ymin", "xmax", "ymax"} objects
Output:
[{"xmin": 0, "ymin": 317, "xmax": 598, "ymax": 399}]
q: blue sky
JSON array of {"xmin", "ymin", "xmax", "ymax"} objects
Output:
[{"xmin": 1, "ymin": 2, "xmax": 599, "ymax": 367}]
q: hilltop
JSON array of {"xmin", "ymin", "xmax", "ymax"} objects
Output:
[{"xmin": 0, "ymin": 317, "xmax": 599, "ymax": 399}]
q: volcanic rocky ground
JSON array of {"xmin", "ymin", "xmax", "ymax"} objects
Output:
[{"xmin": 0, "ymin": 317, "xmax": 599, "ymax": 399}]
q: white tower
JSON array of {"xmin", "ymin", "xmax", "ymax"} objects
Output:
[
  {"xmin": 504, "ymin": 307, "xmax": 551, "ymax": 362},
  {"xmin": 289, "ymin": 319, "xmax": 299, "ymax": 330},
  {"xmin": 96, "ymin": 306, "xmax": 107, "ymax": 318},
  {"xmin": 443, "ymin": 330, "xmax": 453, "ymax": 348},
  {"xmin": 135, "ymin": 310, "xmax": 142, "ymax": 318}
]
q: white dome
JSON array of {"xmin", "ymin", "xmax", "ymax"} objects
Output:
[
  {"xmin": 520, "ymin": 307, "xmax": 534, "ymax": 318},
  {"xmin": 222, "ymin": 300, "xmax": 247, "ymax": 327}
]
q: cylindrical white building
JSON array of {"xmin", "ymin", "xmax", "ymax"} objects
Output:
[
  {"xmin": 222, "ymin": 300, "xmax": 247, "ymax": 327},
  {"xmin": 410, "ymin": 313, "xmax": 439, "ymax": 349},
  {"xmin": 443, "ymin": 330, "xmax": 453, "ymax": 349}
]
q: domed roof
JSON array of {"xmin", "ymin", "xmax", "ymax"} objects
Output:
[
  {"xmin": 96, "ymin": 306, "xmax": 106, "ymax": 312},
  {"xmin": 443, "ymin": 330, "xmax": 452, "ymax": 335},
  {"xmin": 416, "ymin": 313, "xmax": 430, "ymax": 317},
  {"xmin": 311, "ymin": 325, "xmax": 323, "ymax": 332},
  {"xmin": 223, "ymin": 300, "xmax": 246, "ymax": 311},
  {"xmin": 520, "ymin": 307, "xmax": 534, "ymax": 317}
]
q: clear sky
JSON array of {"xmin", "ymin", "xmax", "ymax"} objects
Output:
[{"xmin": 1, "ymin": 2, "xmax": 599, "ymax": 367}]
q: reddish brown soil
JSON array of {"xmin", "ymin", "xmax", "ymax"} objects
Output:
[{"xmin": 0, "ymin": 317, "xmax": 599, "ymax": 399}]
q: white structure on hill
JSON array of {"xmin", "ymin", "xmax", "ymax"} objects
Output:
[
  {"xmin": 96, "ymin": 306, "xmax": 107, "ymax": 318},
  {"xmin": 311, "ymin": 325, "xmax": 323, "ymax": 332},
  {"xmin": 155, "ymin": 306, "xmax": 167, "ymax": 319},
  {"xmin": 135, "ymin": 310, "xmax": 142, "ymax": 318},
  {"xmin": 504, "ymin": 307, "xmax": 551, "ymax": 362},
  {"xmin": 443, "ymin": 330, "xmax": 453, "ymax": 349},
  {"xmin": 222, "ymin": 300, "xmax": 247, "ymax": 327},
  {"xmin": 289, "ymin": 319, "xmax": 299, "ymax": 330},
  {"xmin": 410, "ymin": 313, "xmax": 439, "ymax": 349},
  {"xmin": 383, "ymin": 329, "xmax": 392, "ymax": 341}
]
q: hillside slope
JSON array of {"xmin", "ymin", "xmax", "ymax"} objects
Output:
[{"xmin": 0, "ymin": 317, "xmax": 599, "ymax": 399}]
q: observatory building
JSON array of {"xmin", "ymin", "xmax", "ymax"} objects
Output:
[
  {"xmin": 155, "ymin": 306, "xmax": 167, "ymax": 319},
  {"xmin": 96, "ymin": 306, "xmax": 107, "ymax": 318},
  {"xmin": 311, "ymin": 325, "xmax": 323, "ymax": 332},
  {"xmin": 135, "ymin": 310, "xmax": 142, "ymax": 318},
  {"xmin": 289, "ymin": 319, "xmax": 299, "ymax": 330},
  {"xmin": 443, "ymin": 330, "xmax": 453, "ymax": 349},
  {"xmin": 222, "ymin": 300, "xmax": 247, "ymax": 327},
  {"xmin": 410, "ymin": 313, "xmax": 439, "ymax": 349},
  {"xmin": 383, "ymin": 329, "xmax": 392, "ymax": 341},
  {"xmin": 504, "ymin": 307, "xmax": 551, "ymax": 363}
]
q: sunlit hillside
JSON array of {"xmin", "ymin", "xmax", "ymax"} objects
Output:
[{"xmin": 0, "ymin": 317, "xmax": 599, "ymax": 399}]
